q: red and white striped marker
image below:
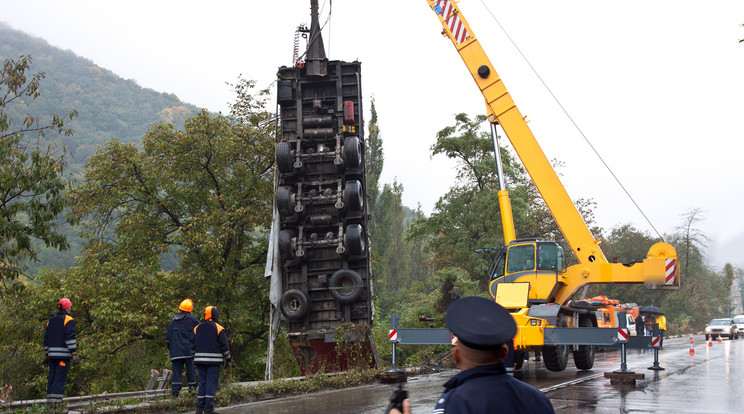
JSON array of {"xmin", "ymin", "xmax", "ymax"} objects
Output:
[
  {"xmin": 617, "ymin": 328, "xmax": 629, "ymax": 342},
  {"xmin": 717, "ymin": 335, "xmax": 723, "ymax": 344},
  {"xmin": 651, "ymin": 336, "xmax": 660, "ymax": 348},
  {"xmin": 665, "ymin": 259, "xmax": 677, "ymax": 285},
  {"xmin": 389, "ymin": 329, "xmax": 398, "ymax": 342}
]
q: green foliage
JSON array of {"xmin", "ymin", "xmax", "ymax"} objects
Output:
[
  {"xmin": 0, "ymin": 80, "xmax": 276, "ymax": 400},
  {"xmin": 407, "ymin": 113, "xmax": 537, "ymax": 289},
  {"xmin": 0, "ymin": 55, "xmax": 76, "ymax": 285},
  {"xmin": 584, "ymin": 210, "xmax": 730, "ymax": 335}
]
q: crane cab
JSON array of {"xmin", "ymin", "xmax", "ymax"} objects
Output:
[{"xmin": 489, "ymin": 239, "xmax": 567, "ymax": 305}]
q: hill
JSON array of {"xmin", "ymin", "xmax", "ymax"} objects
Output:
[
  {"xmin": 1, "ymin": 22, "xmax": 202, "ymax": 274},
  {"xmin": 0, "ymin": 22, "xmax": 201, "ymax": 174}
]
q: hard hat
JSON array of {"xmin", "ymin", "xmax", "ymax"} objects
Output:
[
  {"xmin": 58, "ymin": 298, "xmax": 72, "ymax": 310},
  {"xmin": 205, "ymin": 306, "xmax": 219, "ymax": 322},
  {"xmin": 179, "ymin": 298, "xmax": 193, "ymax": 312}
]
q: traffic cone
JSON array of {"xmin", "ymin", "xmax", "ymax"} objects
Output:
[
  {"xmin": 689, "ymin": 334, "xmax": 695, "ymax": 355},
  {"xmin": 708, "ymin": 336, "xmax": 713, "ymax": 346},
  {"xmin": 717, "ymin": 335, "xmax": 723, "ymax": 344}
]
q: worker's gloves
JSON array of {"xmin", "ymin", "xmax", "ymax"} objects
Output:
[
  {"xmin": 225, "ymin": 358, "xmax": 232, "ymax": 368},
  {"xmin": 72, "ymin": 352, "xmax": 80, "ymax": 364}
]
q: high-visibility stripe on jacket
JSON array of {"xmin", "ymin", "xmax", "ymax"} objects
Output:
[
  {"xmin": 43, "ymin": 311, "xmax": 77, "ymax": 360},
  {"xmin": 193, "ymin": 321, "xmax": 230, "ymax": 365}
]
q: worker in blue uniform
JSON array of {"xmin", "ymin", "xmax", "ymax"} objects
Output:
[
  {"xmin": 166, "ymin": 298, "xmax": 200, "ymax": 397},
  {"xmin": 193, "ymin": 306, "xmax": 231, "ymax": 414},
  {"xmin": 43, "ymin": 298, "xmax": 80, "ymax": 412},
  {"xmin": 391, "ymin": 296, "xmax": 554, "ymax": 414}
]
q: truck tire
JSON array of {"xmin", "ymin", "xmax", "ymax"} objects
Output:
[
  {"xmin": 276, "ymin": 141, "xmax": 295, "ymax": 173},
  {"xmin": 542, "ymin": 313, "xmax": 569, "ymax": 372},
  {"xmin": 280, "ymin": 289, "xmax": 308, "ymax": 320},
  {"xmin": 329, "ymin": 269, "xmax": 364, "ymax": 303},
  {"xmin": 278, "ymin": 230, "xmax": 295, "ymax": 259},
  {"xmin": 572, "ymin": 317, "xmax": 595, "ymax": 370},
  {"xmin": 346, "ymin": 224, "xmax": 366, "ymax": 256},
  {"xmin": 344, "ymin": 180, "xmax": 364, "ymax": 212},
  {"xmin": 343, "ymin": 137, "xmax": 362, "ymax": 169},
  {"xmin": 276, "ymin": 186, "xmax": 295, "ymax": 217}
]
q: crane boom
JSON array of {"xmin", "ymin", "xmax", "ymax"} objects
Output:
[
  {"xmin": 427, "ymin": 0, "xmax": 605, "ymax": 265},
  {"xmin": 425, "ymin": 1, "xmax": 679, "ymax": 370}
]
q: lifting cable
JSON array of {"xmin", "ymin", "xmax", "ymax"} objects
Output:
[{"xmin": 478, "ymin": 0, "xmax": 664, "ymax": 241}]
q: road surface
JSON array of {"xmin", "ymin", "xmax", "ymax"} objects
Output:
[{"xmin": 219, "ymin": 334, "xmax": 744, "ymax": 413}]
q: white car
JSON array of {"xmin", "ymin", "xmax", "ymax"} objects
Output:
[
  {"xmin": 705, "ymin": 318, "xmax": 739, "ymax": 340},
  {"xmin": 732, "ymin": 315, "xmax": 744, "ymax": 335}
]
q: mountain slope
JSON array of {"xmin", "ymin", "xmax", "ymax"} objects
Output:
[{"xmin": 0, "ymin": 22, "xmax": 201, "ymax": 173}]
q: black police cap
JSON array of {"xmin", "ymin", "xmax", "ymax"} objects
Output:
[{"xmin": 446, "ymin": 296, "xmax": 517, "ymax": 350}]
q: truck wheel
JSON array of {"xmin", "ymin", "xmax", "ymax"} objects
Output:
[
  {"xmin": 276, "ymin": 186, "xmax": 295, "ymax": 217},
  {"xmin": 705, "ymin": 334, "xmax": 709, "ymax": 340},
  {"xmin": 329, "ymin": 269, "xmax": 364, "ymax": 303},
  {"xmin": 345, "ymin": 224, "xmax": 366, "ymax": 256},
  {"xmin": 343, "ymin": 137, "xmax": 362, "ymax": 169},
  {"xmin": 276, "ymin": 141, "xmax": 295, "ymax": 173},
  {"xmin": 542, "ymin": 313, "xmax": 569, "ymax": 372},
  {"xmin": 278, "ymin": 230, "xmax": 295, "ymax": 259},
  {"xmin": 572, "ymin": 318, "xmax": 595, "ymax": 370},
  {"xmin": 344, "ymin": 180, "xmax": 364, "ymax": 212},
  {"xmin": 280, "ymin": 289, "xmax": 308, "ymax": 320}
]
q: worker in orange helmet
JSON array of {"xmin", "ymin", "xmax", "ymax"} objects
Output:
[
  {"xmin": 43, "ymin": 298, "xmax": 80, "ymax": 412},
  {"xmin": 193, "ymin": 306, "xmax": 231, "ymax": 414},
  {"xmin": 166, "ymin": 298, "xmax": 200, "ymax": 397}
]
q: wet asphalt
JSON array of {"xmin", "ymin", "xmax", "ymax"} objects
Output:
[{"xmin": 218, "ymin": 334, "xmax": 744, "ymax": 413}]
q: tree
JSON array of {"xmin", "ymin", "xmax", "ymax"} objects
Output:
[
  {"xmin": 408, "ymin": 114, "xmax": 536, "ymax": 288},
  {"xmin": 58, "ymin": 79, "xmax": 276, "ymax": 391},
  {"xmin": 0, "ymin": 55, "xmax": 76, "ymax": 287}
]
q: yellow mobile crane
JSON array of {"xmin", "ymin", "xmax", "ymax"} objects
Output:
[{"xmin": 425, "ymin": 0, "xmax": 679, "ymax": 371}]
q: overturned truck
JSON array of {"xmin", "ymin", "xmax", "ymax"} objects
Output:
[{"xmin": 271, "ymin": 0, "xmax": 376, "ymax": 374}]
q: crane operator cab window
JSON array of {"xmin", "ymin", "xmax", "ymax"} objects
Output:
[
  {"xmin": 506, "ymin": 244, "xmax": 535, "ymax": 274},
  {"xmin": 537, "ymin": 242, "xmax": 566, "ymax": 272}
]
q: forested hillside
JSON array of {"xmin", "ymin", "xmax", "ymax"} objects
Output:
[
  {"xmin": 1, "ymin": 22, "xmax": 201, "ymax": 272},
  {"xmin": 0, "ymin": 22, "xmax": 200, "ymax": 174}
]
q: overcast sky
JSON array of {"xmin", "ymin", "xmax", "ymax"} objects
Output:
[{"xmin": 3, "ymin": 0, "xmax": 743, "ymax": 266}]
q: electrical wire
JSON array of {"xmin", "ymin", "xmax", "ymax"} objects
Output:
[{"xmin": 478, "ymin": 0, "xmax": 664, "ymax": 241}]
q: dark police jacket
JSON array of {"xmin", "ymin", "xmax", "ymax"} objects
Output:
[
  {"xmin": 166, "ymin": 311, "xmax": 200, "ymax": 360},
  {"xmin": 193, "ymin": 320, "xmax": 231, "ymax": 365},
  {"xmin": 434, "ymin": 363, "xmax": 554, "ymax": 414},
  {"xmin": 43, "ymin": 311, "xmax": 77, "ymax": 360}
]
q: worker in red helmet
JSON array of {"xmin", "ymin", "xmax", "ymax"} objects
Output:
[
  {"xmin": 43, "ymin": 298, "xmax": 79, "ymax": 412},
  {"xmin": 166, "ymin": 298, "xmax": 200, "ymax": 397},
  {"xmin": 192, "ymin": 306, "xmax": 231, "ymax": 414}
]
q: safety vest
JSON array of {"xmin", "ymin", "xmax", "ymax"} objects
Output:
[
  {"xmin": 193, "ymin": 320, "xmax": 231, "ymax": 365},
  {"xmin": 44, "ymin": 311, "xmax": 77, "ymax": 360}
]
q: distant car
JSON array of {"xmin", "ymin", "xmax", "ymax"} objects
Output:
[
  {"xmin": 732, "ymin": 315, "xmax": 744, "ymax": 336},
  {"xmin": 705, "ymin": 318, "xmax": 739, "ymax": 340}
]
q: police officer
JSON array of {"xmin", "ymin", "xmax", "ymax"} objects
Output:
[
  {"xmin": 43, "ymin": 298, "xmax": 80, "ymax": 412},
  {"xmin": 193, "ymin": 306, "xmax": 231, "ymax": 414},
  {"xmin": 166, "ymin": 298, "xmax": 200, "ymax": 397},
  {"xmin": 391, "ymin": 296, "xmax": 554, "ymax": 414}
]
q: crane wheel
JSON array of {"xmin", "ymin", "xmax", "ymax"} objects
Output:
[
  {"xmin": 542, "ymin": 313, "xmax": 569, "ymax": 372},
  {"xmin": 572, "ymin": 318, "xmax": 596, "ymax": 370}
]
